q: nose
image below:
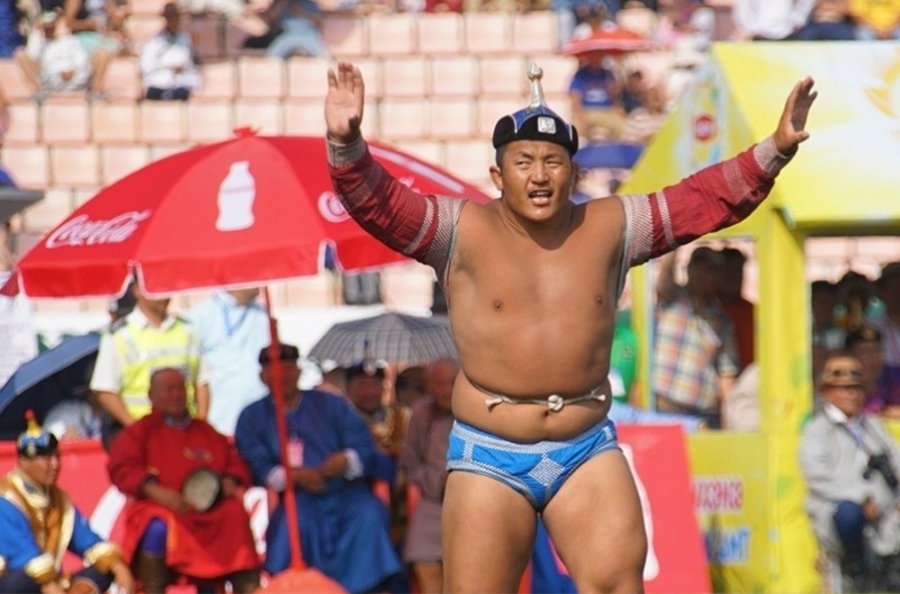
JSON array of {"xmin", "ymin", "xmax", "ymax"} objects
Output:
[{"xmin": 530, "ymin": 163, "xmax": 549, "ymax": 182}]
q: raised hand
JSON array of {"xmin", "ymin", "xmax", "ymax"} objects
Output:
[
  {"xmin": 774, "ymin": 76, "xmax": 817, "ymax": 156},
  {"xmin": 325, "ymin": 61, "xmax": 365, "ymax": 144}
]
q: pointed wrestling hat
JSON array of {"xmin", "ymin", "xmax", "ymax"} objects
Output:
[
  {"xmin": 17, "ymin": 410, "xmax": 59, "ymax": 458},
  {"xmin": 492, "ymin": 63, "xmax": 579, "ymax": 155}
]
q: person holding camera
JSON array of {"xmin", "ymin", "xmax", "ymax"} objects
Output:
[{"xmin": 800, "ymin": 353, "xmax": 900, "ymax": 593}]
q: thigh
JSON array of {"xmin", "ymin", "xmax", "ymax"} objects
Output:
[
  {"xmin": 442, "ymin": 470, "xmax": 537, "ymax": 593},
  {"xmin": 543, "ymin": 449, "xmax": 647, "ymax": 593},
  {"xmin": 413, "ymin": 561, "xmax": 444, "ymax": 594}
]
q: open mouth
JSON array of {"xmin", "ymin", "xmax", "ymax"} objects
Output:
[{"xmin": 528, "ymin": 190, "xmax": 552, "ymax": 206}]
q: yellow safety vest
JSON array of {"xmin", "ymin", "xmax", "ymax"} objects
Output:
[{"xmin": 112, "ymin": 317, "xmax": 200, "ymax": 418}]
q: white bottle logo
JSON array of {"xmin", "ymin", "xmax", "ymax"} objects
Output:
[{"xmin": 216, "ymin": 161, "xmax": 256, "ymax": 231}]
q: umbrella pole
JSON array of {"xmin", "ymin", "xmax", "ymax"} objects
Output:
[{"xmin": 262, "ymin": 287, "xmax": 305, "ymax": 571}]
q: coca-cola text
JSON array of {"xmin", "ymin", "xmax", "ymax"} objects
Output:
[{"xmin": 46, "ymin": 211, "xmax": 152, "ymax": 248}]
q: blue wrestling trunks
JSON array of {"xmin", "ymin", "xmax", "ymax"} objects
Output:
[{"xmin": 446, "ymin": 418, "xmax": 619, "ymax": 509}]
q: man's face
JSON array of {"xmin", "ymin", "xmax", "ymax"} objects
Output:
[
  {"xmin": 347, "ymin": 375, "xmax": 384, "ymax": 415},
  {"xmin": 260, "ymin": 360, "xmax": 301, "ymax": 397},
  {"xmin": 821, "ymin": 356, "xmax": 867, "ymax": 417},
  {"xmin": 823, "ymin": 383, "xmax": 866, "ymax": 417},
  {"xmin": 687, "ymin": 260, "xmax": 720, "ymax": 297},
  {"xmin": 19, "ymin": 453, "xmax": 60, "ymax": 488},
  {"xmin": 149, "ymin": 369, "xmax": 188, "ymax": 418},
  {"xmin": 425, "ymin": 359, "xmax": 458, "ymax": 412},
  {"xmin": 134, "ymin": 285, "xmax": 170, "ymax": 318},
  {"xmin": 491, "ymin": 140, "xmax": 575, "ymax": 224}
]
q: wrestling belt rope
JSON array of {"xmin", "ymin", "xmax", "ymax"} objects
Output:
[{"xmin": 182, "ymin": 468, "xmax": 222, "ymax": 512}]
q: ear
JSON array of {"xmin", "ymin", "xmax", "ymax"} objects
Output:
[
  {"xmin": 489, "ymin": 165, "xmax": 503, "ymax": 192},
  {"xmin": 571, "ymin": 161, "xmax": 581, "ymax": 192}
]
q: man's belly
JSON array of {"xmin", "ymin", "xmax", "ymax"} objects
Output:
[{"xmin": 451, "ymin": 373, "xmax": 613, "ymax": 442}]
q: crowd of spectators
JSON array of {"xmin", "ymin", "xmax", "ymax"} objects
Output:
[{"xmin": 0, "ymin": 0, "xmax": 895, "ymax": 106}]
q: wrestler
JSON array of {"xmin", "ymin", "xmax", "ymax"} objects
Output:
[
  {"xmin": 324, "ymin": 61, "xmax": 816, "ymax": 591},
  {"xmin": 0, "ymin": 412, "xmax": 134, "ymax": 594}
]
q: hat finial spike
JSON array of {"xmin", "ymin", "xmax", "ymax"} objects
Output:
[
  {"xmin": 527, "ymin": 63, "xmax": 547, "ymax": 110},
  {"xmin": 25, "ymin": 409, "xmax": 40, "ymax": 435}
]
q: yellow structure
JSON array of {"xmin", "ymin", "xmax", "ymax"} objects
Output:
[{"xmin": 623, "ymin": 42, "xmax": 900, "ymax": 592}]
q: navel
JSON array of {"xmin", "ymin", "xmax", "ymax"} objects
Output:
[
  {"xmin": 595, "ymin": 295, "xmax": 604, "ymax": 304},
  {"xmin": 492, "ymin": 299, "xmax": 503, "ymax": 310}
]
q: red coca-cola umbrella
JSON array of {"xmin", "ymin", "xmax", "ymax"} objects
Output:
[
  {"xmin": 0, "ymin": 128, "xmax": 491, "ymax": 299},
  {"xmin": 563, "ymin": 27, "xmax": 656, "ymax": 57},
  {"xmin": 1, "ymin": 129, "xmax": 489, "ymax": 590}
]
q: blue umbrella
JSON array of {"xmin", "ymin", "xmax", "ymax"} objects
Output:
[
  {"xmin": 574, "ymin": 141, "xmax": 644, "ymax": 171},
  {"xmin": 0, "ymin": 332, "xmax": 100, "ymax": 440}
]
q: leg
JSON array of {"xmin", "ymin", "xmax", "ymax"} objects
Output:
[
  {"xmin": 412, "ymin": 561, "xmax": 443, "ymax": 593},
  {"xmin": 69, "ymin": 566, "xmax": 114, "ymax": 594},
  {"xmin": 543, "ymin": 450, "xmax": 646, "ymax": 593},
  {"xmin": 136, "ymin": 517, "xmax": 171, "ymax": 593},
  {"xmin": 228, "ymin": 569, "xmax": 261, "ymax": 594},
  {"xmin": 442, "ymin": 471, "xmax": 536, "ymax": 593},
  {"xmin": 0, "ymin": 569, "xmax": 40, "ymax": 593},
  {"xmin": 833, "ymin": 500, "xmax": 868, "ymax": 591},
  {"xmin": 13, "ymin": 48, "xmax": 40, "ymax": 92}
]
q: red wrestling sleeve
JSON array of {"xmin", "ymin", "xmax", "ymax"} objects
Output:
[
  {"xmin": 621, "ymin": 136, "xmax": 791, "ymax": 267},
  {"xmin": 327, "ymin": 137, "xmax": 462, "ymax": 284}
]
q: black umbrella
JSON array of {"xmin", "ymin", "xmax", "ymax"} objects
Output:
[
  {"xmin": 0, "ymin": 332, "xmax": 100, "ymax": 440},
  {"xmin": 307, "ymin": 312, "xmax": 457, "ymax": 367}
]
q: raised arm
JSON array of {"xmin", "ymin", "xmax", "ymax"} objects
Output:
[
  {"xmin": 621, "ymin": 77, "xmax": 817, "ymax": 267},
  {"xmin": 325, "ymin": 61, "xmax": 365, "ymax": 144},
  {"xmin": 325, "ymin": 62, "xmax": 464, "ymax": 286},
  {"xmin": 773, "ymin": 76, "xmax": 817, "ymax": 156}
]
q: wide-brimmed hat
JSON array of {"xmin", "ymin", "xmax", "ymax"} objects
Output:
[{"xmin": 818, "ymin": 356, "xmax": 865, "ymax": 390}]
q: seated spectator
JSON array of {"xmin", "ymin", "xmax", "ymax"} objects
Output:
[
  {"xmin": 730, "ymin": 0, "xmax": 813, "ymax": 41},
  {"xmin": 799, "ymin": 353, "xmax": 900, "ymax": 593},
  {"xmin": 570, "ymin": 0, "xmax": 617, "ymax": 40},
  {"xmin": 107, "ymin": 367, "xmax": 260, "ymax": 593},
  {"xmin": 62, "ymin": 0, "xmax": 128, "ymax": 92},
  {"xmin": 139, "ymin": 2, "xmax": 201, "ymax": 101},
  {"xmin": 234, "ymin": 343, "xmax": 402, "ymax": 592},
  {"xmin": 345, "ymin": 359, "xmax": 411, "ymax": 546},
  {"xmin": 620, "ymin": 69, "xmax": 668, "ymax": 144},
  {"xmin": 0, "ymin": 0, "xmax": 27, "ymax": 58},
  {"xmin": 0, "ymin": 411, "xmax": 134, "ymax": 594},
  {"xmin": 242, "ymin": 0, "xmax": 329, "ymax": 59},
  {"xmin": 652, "ymin": 247, "xmax": 740, "ymax": 429},
  {"xmin": 399, "ymin": 358, "xmax": 459, "ymax": 594},
  {"xmin": 837, "ymin": 269, "xmax": 877, "ymax": 332},
  {"xmin": 43, "ymin": 396, "xmax": 102, "ymax": 440},
  {"xmin": 718, "ymin": 246, "xmax": 755, "ymax": 372},
  {"xmin": 16, "ymin": 10, "xmax": 92, "ymax": 99},
  {"xmin": 812, "ymin": 279, "xmax": 846, "ymax": 351},
  {"xmin": 394, "ymin": 364, "xmax": 427, "ymax": 408},
  {"xmin": 722, "ymin": 362, "xmax": 759, "ymax": 432},
  {"xmin": 794, "ymin": 0, "xmax": 858, "ymax": 40},
  {"xmin": 314, "ymin": 360, "xmax": 348, "ymax": 395},
  {"xmin": 616, "ymin": 0, "xmax": 659, "ymax": 38},
  {"xmin": 568, "ymin": 51, "xmax": 627, "ymax": 142},
  {"xmin": 181, "ymin": 0, "xmax": 277, "ymax": 35},
  {"xmin": 849, "ymin": 0, "xmax": 900, "ymax": 40},
  {"xmin": 872, "ymin": 261, "xmax": 900, "ymax": 376},
  {"xmin": 845, "ymin": 326, "xmax": 900, "ymax": 419}
]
